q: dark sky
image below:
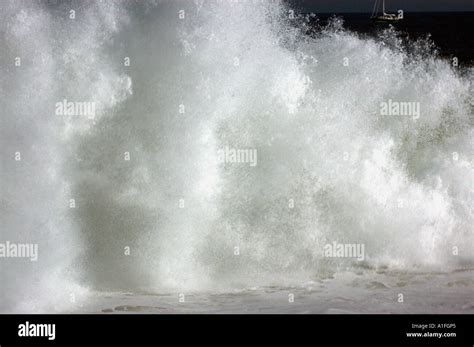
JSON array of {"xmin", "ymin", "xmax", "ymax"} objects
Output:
[{"xmin": 288, "ymin": 0, "xmax": 474, "ymax": 13}]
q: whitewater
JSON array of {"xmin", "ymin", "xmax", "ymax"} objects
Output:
[{"xmin": 0, "ymin": 0, "xmax": 473, "ymax": 313}]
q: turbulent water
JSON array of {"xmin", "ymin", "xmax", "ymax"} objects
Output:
[{"xmin": 0, "ymin": 0, "xmax": 473, "ymax": 313}]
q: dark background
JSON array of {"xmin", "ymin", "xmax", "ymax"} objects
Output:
[{"xmin": 287, "ymin": 0, "xmax": 474, "ymax": 13}]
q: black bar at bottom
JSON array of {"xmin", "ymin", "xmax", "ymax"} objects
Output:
[{"xmin": 0, "ymin": 314, "xmax": 473, "ymax": 345}]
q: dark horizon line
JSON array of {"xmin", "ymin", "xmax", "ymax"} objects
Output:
[{"xmin": 296, "ymin": 10, "xmax": 474, "ymax": 14}]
